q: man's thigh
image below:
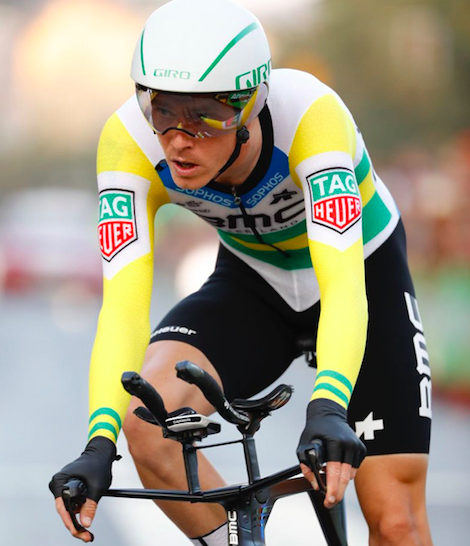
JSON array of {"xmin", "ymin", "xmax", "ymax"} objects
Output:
[
  {"xmin": 131, "ymin": 340, "xmax": 224, "ymax": 416},
  {"xmin": 149, "ymin": 247, "xmax": 299, "ymax": 401}
]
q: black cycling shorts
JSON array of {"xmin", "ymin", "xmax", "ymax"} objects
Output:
[{"xmin": 151, "ymin": 219, "xmax": 432, "ymax": 456}]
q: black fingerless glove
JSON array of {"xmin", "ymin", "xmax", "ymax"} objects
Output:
[
  {"xmin": 49, "ymin": 437, "xmax": 120, "ymax": 502},
  {"xmin": 296, "ymin": 399, "xmax": 367, "ymax": 468}
]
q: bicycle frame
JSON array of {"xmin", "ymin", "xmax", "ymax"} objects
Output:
[
  {"xmin": 63, "ymin": 362, "xmax": 349, "ymax": 545},
  {"xmin": 102, "ymin": 441, "xmax": 348, "ymax": 545}
]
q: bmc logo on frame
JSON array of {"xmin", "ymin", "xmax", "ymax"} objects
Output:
[
  {"xmin": 228, "ymin": 511, "xmax": 239, "ymax": 545},
  {"xmin": 307, "ymin": 168, "xmax": 361, "ymax": 233},
  {"xmin": 98, "ymin": 189, "xmax": 137, "ymax": 261}
]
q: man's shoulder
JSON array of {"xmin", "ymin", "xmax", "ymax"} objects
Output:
[
  {"xmin": 271, "ymin": 68, "xmax": 332, "ymax": 90},
  {"xmin": 269, "ymin": 68, "xmax": 337, "ymax": 109},
  {"xmin": 99, "ymin": 94, "xmax": 165, "ymax": 169},
  {"xmin": 268, "ymin": 68, "xmax": 343, "ymax": 150}
]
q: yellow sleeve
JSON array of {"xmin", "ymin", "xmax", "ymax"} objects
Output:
[
  {"xmin": 289, "ymin": 94, "xmax": 368, "ymax": 410},
  {"xmin": 88, "ymin": 113, "xmax": 170, "ymax": 442}
]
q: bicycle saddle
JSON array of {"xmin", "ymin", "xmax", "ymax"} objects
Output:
[{"xmin": 231, "ymin": 384, "xmax": 293, "ymax": 413}]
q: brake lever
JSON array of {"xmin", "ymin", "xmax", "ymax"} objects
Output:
[
  {"xmin": 307, "ymin": 439, "xmax": 327, "ymax": 494},
  {"xmin": 62, "ymin": 479, "xmax": 95, "ymax": 541}
]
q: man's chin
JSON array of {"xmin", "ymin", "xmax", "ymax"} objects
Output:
[{"xmin": 170, "ymin": 169, "xmax": 210, "ymax": 190}]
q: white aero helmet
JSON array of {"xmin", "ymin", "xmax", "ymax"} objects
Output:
[{"xmin": 131, "ymin": 0, "xmax": 271, "ymax": 138}]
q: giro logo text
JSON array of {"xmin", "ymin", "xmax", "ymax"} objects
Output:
[
  {"xmin": 235, "ymin": 59, "xmax": 272, "ymax": 90},
  {"xmin": 154, "ymin": 68, "xmax": 190, "ymax": 79}
]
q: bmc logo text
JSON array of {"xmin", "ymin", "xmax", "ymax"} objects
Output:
[
  {"xmin": 98, "ymin": 189, "xmax": 137, "ymax": 261},
  {"xmin": 235, "ymin": 59, "xmax": 272, "ymax": 90},
  {"xmin": 307, "ymin": 168, "xmax": 361, "ymax": 233},
  {"xmin": 404, "ymin": 292, "xmax": 432, "ymax": 419},
  {"xmin": 154, "ymin": 68, "xmax": 190, "ymax": 79},
  {"xmin": 228, "ymin": 511, "xmax": 239, "ymax": 545},
  {"xmin": 200, "ymin": 199, "xmax": 304, "ymax": 230}
]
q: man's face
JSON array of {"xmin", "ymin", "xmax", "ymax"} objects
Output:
[{"xmin": 157, "ymin": 125, "xmax": 237, "ymax": 190}]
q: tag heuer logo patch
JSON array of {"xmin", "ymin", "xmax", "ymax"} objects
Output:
[
  {"xmin": 98, "ymin": 189, "xmax": 137, "ymax": 261},
  {"xmin": 307, "ymin": 168, "xmax": 361, "ymax": 233}
]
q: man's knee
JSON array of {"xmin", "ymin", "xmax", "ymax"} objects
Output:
[
  {"xmin": 356, "ymin": 454, "xmax": 432, "ymax": 546},
  {"xmin": 370, "ymin": 512, "xmax": 420, "ymax": 546}
]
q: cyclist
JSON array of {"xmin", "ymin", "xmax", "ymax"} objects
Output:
[{"xmin": 50, "ymin": 0, "xmax": 434, "ymax": 544}]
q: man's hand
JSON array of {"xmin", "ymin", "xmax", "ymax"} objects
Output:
[
  {"xmin": 296, "ymin": 398, "xmax": 366, "ymax": 509},
  {"xmin": 49, "ymin": 437, "xmax": 119, "ymax": 542},
  {"xmin": 54, "ymin": 496, "xmax": 97, "ymax": 543}
]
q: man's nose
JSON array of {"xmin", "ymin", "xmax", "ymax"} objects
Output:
[{"xmin": 168, "ymin": 127, "xmax": 194, "ymax": 150}]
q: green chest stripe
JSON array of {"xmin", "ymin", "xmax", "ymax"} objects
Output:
[
  {"xmin": 354, "ymin": 149, "xmax": 371, "ymax": 186},
  {"xmin": 220, "ymin": 231, "xmax": 312, "ymax": 270},
  {"xmin": 362, "ymin": 191, "xmax": 393, "ymax": 244},
  {"xmin": 219, "ymin": 220, "xmax": 307, "ymax": 245}
]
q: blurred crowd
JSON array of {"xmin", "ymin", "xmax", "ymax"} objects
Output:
[{"xmin": 381, "ymin": 129, "xmax": 470, "ymax": 270}]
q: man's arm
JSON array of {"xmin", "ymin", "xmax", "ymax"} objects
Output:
[
  {"xmin": 289, "ymin": 92, "xmax": 368, "ymax": 507},
  {"xmin": 290, "ymin": 92, "xmax": 368, "ymax": 405},
  {"xmin": 50, "ymin": 111, "xmax": 169, "ymax": 541},
  {"xmin": 89, "ymin": 112, "xmax": 170, "ymax": 442}
]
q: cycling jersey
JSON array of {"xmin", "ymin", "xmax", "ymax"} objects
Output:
[{"xmin": 89, "ymin": 68, "xmax": 400, "ymax": 443}]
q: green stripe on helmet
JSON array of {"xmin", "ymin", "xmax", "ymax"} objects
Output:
[
  {"xmin": 199, "ymin": 22, "xmax": 259, "ymax": 82},
  {"xmin": 140, "ymin": 29, "xmax": 146, "ymax": 76}
]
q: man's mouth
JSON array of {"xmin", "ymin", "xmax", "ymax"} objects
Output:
[
  {"xmin": 171, "ymin": 159, "xmax": 200, "ymax": 177},
  {"xmin": 175, "ymin": 161, "xmax": 196, "ymax": 168}
]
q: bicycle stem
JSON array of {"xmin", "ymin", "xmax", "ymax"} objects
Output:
[
  {"xmin": 242, "ymin": 434, "xmax": 261, "ymax": 483},
  {"xmin": 182, "ymin": 443, "xmax": 201, "ymax": 494}
]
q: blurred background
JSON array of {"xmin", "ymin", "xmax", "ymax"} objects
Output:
[{"xmin": 1, "ymin": 0, "xmax": 469, "ymax": 544}]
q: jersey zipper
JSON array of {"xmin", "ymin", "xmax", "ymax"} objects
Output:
[{"xmin": 231, "ymin": 186, "xmax": 290, "ymax": 258}]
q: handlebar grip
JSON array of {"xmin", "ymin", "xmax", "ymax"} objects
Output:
[
  {"xmin": 121, "ymin": 372, "xmax": 169, "ymax": 427},
  {"xmin": 307, "ymin": 439, "xmax": 327, "ymax": 494},
  {"xmin": 175, "ymin": 361, "xmax": 249, "ymax": 426},
  {"xmin": 62, "ymin": 479, "xmax": 95, "ymax": 540}
]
